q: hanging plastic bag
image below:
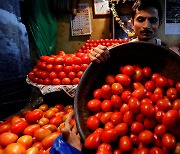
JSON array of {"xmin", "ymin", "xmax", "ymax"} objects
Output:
[
  {"xmin": 26, "ymin": 0, "xmax": 57, "ymax": 57},
  {"xmin": 50, "ymin": 134, "xmax": 83, "ymax": 154}
]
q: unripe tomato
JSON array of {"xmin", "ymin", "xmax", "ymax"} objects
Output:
[
  {"xmin": 3, "ymin": 143, "xmax": 26, "ymax": 154},
  {"xmin": 17, "ymin": 135, "xmax": 33, "ymax": 149}
]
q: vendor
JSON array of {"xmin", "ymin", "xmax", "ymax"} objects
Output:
[{"xmin": 89, "ymin": 0, "xmax": 179, "ymax": 63}]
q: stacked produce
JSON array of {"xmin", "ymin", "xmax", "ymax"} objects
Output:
[
  {"xmin": 84, "ymin": 65, "xmax": 180, "ymax": 154},
  {"xmin": 0, "ymin": 103, "xmax": 74, "ymax": 153},
  {"xmin": 28, "ymin": 39, "xmax": 130, "ymax": 85}
]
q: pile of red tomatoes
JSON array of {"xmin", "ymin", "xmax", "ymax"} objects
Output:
[
  {"xmin": 85, "ymin": 65, "xmax": 180, "ymax": 154},
  {"xmin": 0, "ymin": 103, "xmax": 74, "ymax": 154},
  {"xmin": 28, "ymin": 39, "xmax": 130, "ymax": 85}
]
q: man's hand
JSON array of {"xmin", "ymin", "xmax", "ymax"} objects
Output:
[
  {"xmin": 89, "ymin": 45, "xmax": 110, "ymax": 63},
  {"xmin": 61, "ymin": 111, "xmax": 82, "ymax": 151}
]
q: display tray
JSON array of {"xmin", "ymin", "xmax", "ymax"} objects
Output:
[{"xmin": 74, "ymin": 41, "xmax": 180, "ymax": 141}]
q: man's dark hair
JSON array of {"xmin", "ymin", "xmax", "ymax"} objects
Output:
[{"xmin": 132, "ymin": 0, "xmax": 163, "ymax": 22}]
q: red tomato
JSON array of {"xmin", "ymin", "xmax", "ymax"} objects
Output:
[
  {"xmin": 176, "ymin": 82, "xmax": 180, "ymax": 93},
  {"xmin": 145, "ymin": 80, "xmax": 156, "ymax": 91},
  {"xmin": 97, "ymin": 143, "xmax": 112, "ymax": 152},
  {"xmin": 101, "ymin": 100, "xmax": 113, "ymax": 112},
  {"xmin": 72, "ymin": 65, "xmax": 81, "ymax": 72},
  {"xmin": 40, "ymin": 71, "xmax": 49, "ymax": 79},
  {"xmin": 105, "ymin": 74, "xmax": 115, "ymax": 85},
  {"xmin": 23, "ymin": 124, "xmax": 40, "ymax": 136},
  {"xmin": 93, "ymin": 88, "xmax": 102, "ymax": 99},
  {"xmin": 113, "ymin": 149, "xmax": 121, "ymax": 154},
  {"xmin": 54, "ymin": 104, "xmax": 64, "ymax": 111},
  {"xmin": 137, "ymin": 147, "xmax": 149, "ymax": 154},
  {"xmin": 38, "ymin": 118, "xmax": 49, "ymax": 126},
  {"xmin": 77, "ymin": 71, "xmax": 84, "ymax": 79},
  {"xmin": 46, "ymin": 57, "xmax": 54, "ymax": 64},
  {"xmin": 52, "ymin": 78, "xmax": 61, "ymax": 85},
  {"xmin": 111, "ymin": 112, "xmax": 123, "ymax": 125},
  {"xmin": 115, "ymin": 123, "xmax": 128, "ymax": 136},
  {"xmin": 154, "ymin": 124, "xmax": 167, "ymax": 138},
  {"xmin": 86, "ymin": 116, "xmax": 100, "ymax": 130},
  {"xmin": 94, "ymin": 128, "xmax": 104, "ymax": 135},
  {"xmin": 155, "ymin": 76, "xmax": 168, "ymax": 88},
  {"xmin": 32, "ymin": 142, "xmax": 43, "ymax": 150},
  {"xmin": 63, "ymin": 66, "xmax": 73, "ymax": 73},
  {"xmin": 42, "ymin": 132, "xmax": 60, "ymax": 149},
  {"xmin": 49, "ymin": 116, "xmax": 62, "ymax": 127},
  {"xmin": 17, "ymin": 135, "xmax": 33, "ymax": 149},
  {"xmin": 64, "ymin": 57, "xmax": 73, "ymax": 66},
  {"xmin": 72, "ymin": 78, "xmax": 80, "ymax": 84},
  {"xmin": 166, "ymin": 88, "xmax": 178, "ymax": 100},
  {"xmin": 162, "ymin": 133, "xmax": 176, "ymax": 149},
  {"xmin": 104, "ymin": 122, "xmax": 115, "ymax": 130},
  {"xmin": 81, "ymin": 64, "xmax": 88, "ymax": 71},
  {"xmin": 111, "ymin": 83, "xmax": 124, "ymax": 95},
  {"xmin": 101, "ymin": 84, "xmax": 112, "ymax": 99},
  {"xmin": 151, "ymin": 93, "xmax": 163, "ymax": 102},
  {"xmin": 10, "ymin": 120, "xmax": 28, "ymax": 135},
  {"xmin": 120, "ymin": 103, "xmax": 129, "ymax": 114},
  {"xmin": 135, "ymin": 113, "xmax": 145, "ymax": 123},
  {"xmin": 131, "ymin": 122, "xmax": 144, "ymax": 135},
  {"xmin": 128, "ymin": 97, "xmax": 140, "ymax": 113},
  {"xmin": 149, "ymin": 147, "xmax": 164, "ymax": 154},
  {"xmin": 121, "ymin": 90, "xmax": 132, "ymax": 103},
  {"xmin": 68, "ymin": 71, "xmax": 76, "ymax": 79},
  {"xmin": 144, "ymin": 117, "xmax": 156, "ymax": 129},
  {"xmin": 84, "ymin": 132, "xmax": 101, "ymax": 149},
  {"xmin": 143, "ymin": 67, "xmax": 152, "ymax": 77},
  {"xmin": 101, "ymin": 129, "xmax": 118, "ymax": 143},
  {"xmin": 156, "ymin": 99, "xmax": 171, "ymax": 112},
  {"xmin": 46, "ymin": 64, "xmax": 54, "ymax": 72},
  {"xmin": 0, "ymin": 122, "xmax": 11, "ymax": 134},
  {"xmin": 123, "ymin": 111, "xmax": 134, "ymax": 126},
  {"xmin": 54, "ymin": 56, "xmax": 64, "ymax": 65},
  {"xmin": 115, "ymin": 74, "xmax": 131, "ymax": 86},
  {"xmin": 155, "ymin": 110, "xmax": 165, "ymax": 123},
  {"xmin": 139, "ymin": 130, "xmax": 154, "ymax": 145},
  {"xmin": 43, "ymin": 78, "xmax": 51, "ymax": 85},
  {"xmin": 58, "ymin": 71, "xmax": 67, "ymax": 79},
  {"xmin": 94, "ymin": 112, "xmax": 104, "ymax": 120},
  {"xmin": 140, "ymin": 103, "xmax": 155, "ymax": 117},
  {"xmin": 73, "ymin": 56, "xmax": 82, "ymax": 65},
  {"xmin": 130, "ymin": 134, "xmax": 139, "ymax": 145},
  {"xmin": 122, "ymin": 65, "xmax": 135, "ymax": 76},
  {"xmin": 110, "ymin": 95, "xmax": 122, "ymax": 108},
  {"xmin": 0, "ymin": 132, "xmax": 18, "ymax": 146},
  {"xmin": 132, "ymin": 88, "xmax": 146, "ymax": 100},
  {"xmin": 100, "ymin": 112, "xmax": 113, "ymax": 125},
  {"xmin": 25, "ymin": 109, "xmax": 43, "ymax": 123},
  {"xmin": 162, "ymin": 110, "xmax": 179, "ymax": 128},
  {"xmin": 172, "ymin": 99, "xmax": 180, "ymax": 110},
  {"xmin": 87, "ymin": 99, "xmax": 102, "ymax": 112},
  {"xmin": 119, "ymin": 136, "xmax": 132, "ymax": 152},
  {"xmin": 132, "ymin": 67, "xmax": 144, "ymax": 82},
  {"xmin": 54, "ymin": 65, "xmax": 63, "ymax": 72},
  {"xmin": 132, "ymin": 82, "xmax": 144, "ymax": 90},
  {"xmin": 3, "ymin": 143, "xmax": 26, "ymax": 154}
]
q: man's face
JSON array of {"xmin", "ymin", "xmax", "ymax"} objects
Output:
[{"xmin": 132, "ymin": 7, "xmax": 161, "ymax": 41}]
